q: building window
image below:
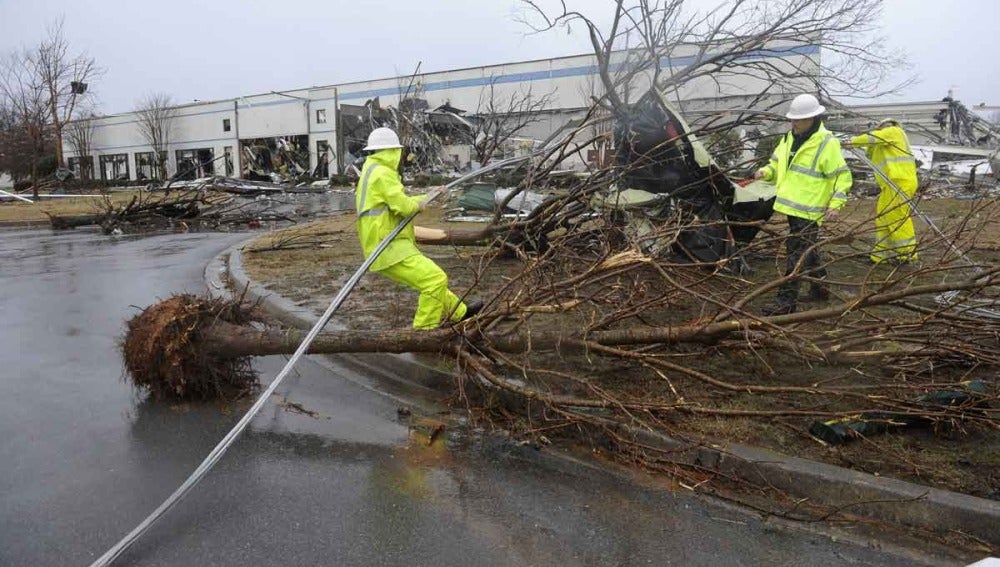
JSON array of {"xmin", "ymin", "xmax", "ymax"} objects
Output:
[
  {"xmin": 314, "ymin": 140, "xmax": 331, "ymax": 177},
  {"xmin": 135, "ymin": 151, "xmax": 168, "ymax": 180},
  {"xmin": 224, "ymin": 146, "xmax": 234, "ymax": 177},
  {"xmin": 175, "ymin": 148, "xmax": 215, "ymax": 181},
  {"xmin": 67, "ymin": 156, "xmax": 94, "ymax": 181},
  {"xmin": 223, "ymin": 118, "xmax": 231, "ymax": 132},
  {"xmin": 98, "ymin": 154, "xmax": 130, "ymax": 181},
  {"xmin": 316, "ymin": 109, "xmax": 327, "ymax": 124}
]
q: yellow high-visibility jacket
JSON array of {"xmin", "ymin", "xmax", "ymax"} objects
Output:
[
  {"xmin": 850, "ymin": 125, "xmax": 918, "ymax": 191},
  {"xmin": 760, "ymin": 124, "xmax": 852, "ymax": 224},
  {"xmin": 355, "ymin": 148, "xmax": 426, "ymax": 272}
]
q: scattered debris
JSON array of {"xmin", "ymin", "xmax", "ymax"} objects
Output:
[
  {"xmin": 167, "ymin": 176, "xmax": 285, "ymax": 196},
  {"xmin": 611, "ymin": 89, "xmax": 772, "ymax": 264},
  {"xmin": 46, "ymin": 189, "xmax": 215, "ymax": 232},
  {"xmin": 277, "ymin": 397, "xmax": 323, "ymax": 419},
  {"xmin": 42, "ymin": 177, "xmax": 346, "ymax": 233},
  {"xmin": 809, "ymin": 381, "xmax": 992, "ymax": 445},
  {"xmin": 495, "ymin": 187, "xmax": 547, "ymax": 215},
  {"xmin": 239, "ymin": 136, "xmax": 311, "ymax": 183}
]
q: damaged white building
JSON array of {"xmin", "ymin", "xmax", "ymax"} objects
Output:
[{"xmin": 64, "ymin": 41, "xmax": 828, "ymax": 182}]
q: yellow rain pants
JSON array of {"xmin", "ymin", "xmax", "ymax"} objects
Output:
[
  {"xmin": 872, "ymin": 178, "xmax": 918, "ymax": 263},
  {"xmin": 851, "ymin": 126, "xmax": 919, "ymax": 263},
  {"xmin": 378, "ymin": 255, "xmax": 467, "ymax": 330}
]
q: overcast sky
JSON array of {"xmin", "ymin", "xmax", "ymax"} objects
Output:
[{"xmin": 0, "ymin": 0, "xmax": 996, "ymax": 114}]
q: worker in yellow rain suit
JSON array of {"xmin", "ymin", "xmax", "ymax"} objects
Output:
[
  {"xmin": 848, "ymin": 119, "xmax": 919, "ymax": 264},
  {"xmin": 755, "ymin": 94, "xmax": 853, "ymax": 315},
  {"xmin": 355, "ymin": 127, "xmax": 482, "ymax": 329}
]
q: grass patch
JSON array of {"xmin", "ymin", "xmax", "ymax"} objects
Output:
[
  {"xmin": 240, "ymin": 197, "xmax": 1000, "ymax": 498},
  {"xmin": 0, "ymin": 191, "xmax": 143, "ymax": 223}
]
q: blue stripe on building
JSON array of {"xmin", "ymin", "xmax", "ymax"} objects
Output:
[{"xmin": 89, "ymin": 45, "xmax": 818, "ymax": 150}]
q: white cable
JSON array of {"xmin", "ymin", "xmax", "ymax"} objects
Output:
[
  {"xmin": 88, "ymin": 153, "xmax": 539, "ymax": 566},
  {"xmin": 0, "ymin": 188, "xmax": 34, "ymax": 203}
]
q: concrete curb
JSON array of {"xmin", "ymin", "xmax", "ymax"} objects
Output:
[
  {"xmin": 615, "ymin": 424, "xmax": 1000, "ymax": 547},
  {"xmin": 206, "ymin": 243, "xmax": 456, "ymax": 392},
  {"xmin": 209, "ymin": 242, "xmax": 1000, "ymax": 549}
]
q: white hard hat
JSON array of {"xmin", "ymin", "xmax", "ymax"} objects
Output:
[
  {"xmin": 785, "ymin": 94, "xmax": 826, "ymax": 120},
  {"xmin": 363, "ymin": 127, "xmax": 403, "ymax": 151},
  {"xmin": 878, "ymin": 117, "xmax": 901, "ymax": 128}
]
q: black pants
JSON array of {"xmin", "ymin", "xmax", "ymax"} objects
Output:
[{"xmin": 777, "ymin": 216, "xmax": 827, "ymax": 305}]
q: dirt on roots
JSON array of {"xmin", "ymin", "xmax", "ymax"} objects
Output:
[{"xmin": 121, "ymin": 294, "xmax": 258, "ymax": 400}]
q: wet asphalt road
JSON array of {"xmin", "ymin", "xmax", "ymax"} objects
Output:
[{"xmin": 0, "ymin": 229, "xmax": 945, "ymax": 566}]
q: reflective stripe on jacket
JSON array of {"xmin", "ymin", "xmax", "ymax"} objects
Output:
[
  {"xmin": 850, "ymin": 125, "xmax": 918, "ymax": 192},
  {"xmin": 355, "ymin": 148, "xmax": 425, "ymax": 272},
  {"xmin": 760, "ymin": 124, "xmax": 852, "ymax": 223}
]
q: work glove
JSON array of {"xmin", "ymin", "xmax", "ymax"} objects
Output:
[{"xmin": 423, "ymin": 186, "xmax": 446, "ymax": 207}]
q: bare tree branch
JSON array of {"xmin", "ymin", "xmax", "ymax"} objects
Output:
[
  {"xmin": 468, "ymin": 77, "xmax": 554, "ymax": 166},
  {"xmin": 134, "ymin": 92, "xmax": 176, "ymax": 181},
  {"xmin": 34, "ymin": 18, "xmax": 102, "ymax": 167}
]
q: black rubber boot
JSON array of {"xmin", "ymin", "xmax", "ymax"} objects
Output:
[{"xmin": 460, "ymin": 299, "xmax": 484, "ymax": 322}]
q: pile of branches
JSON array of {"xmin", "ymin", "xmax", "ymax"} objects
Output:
[
  {"xmin": 461, "ymin": 200, "xmax": 1000, "ymax": 407},
  {"xmin": 439, "ymin": 0, "xmax": 1000, "ymax": 457},
  {"xmin": 47, "ymin": 187, "xmax": 303, "ymax": 233},
  {"xmin": 47, "ymin": 189, "xmax": 225, "ymax": 233}
]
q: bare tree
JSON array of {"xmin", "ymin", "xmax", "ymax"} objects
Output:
[
  {"xmin": 393, "ymin": 62, "xmax": 423, "ymax": 151},
  {"xmin": 468, "ymin": 78, "xmax": 554, "ymax": 166},
  {"xmin": 392, "ymin": 62, "xmax": 447, "ymax": 171},
  {"xmin": 34, "ymin": 19, "xmax": 100, "ymax": 168},
  {"xmin": 65, "ymin": 110, "xmax": 95, "ymax": 180},
  {"xmin": 134, "ymin": 92, "xmax": 176, "ymax": 181},
  {"xmin": 520, "ymin": 0, "xmax": 912, "ymax": 120},
  {"xmin": 576, "ymin": 74, "xmax": 615, "ymax": 171},
  {"xmin": 0, "ymin": 50, "xmax": 51, "ymax": 198}
]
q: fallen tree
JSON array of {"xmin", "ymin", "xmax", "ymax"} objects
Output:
[
  {"xmin": 118, "ymin": 0, "xmax": 1000, "ymax": 537},
  {"xmin": 47, "ymin": 189, "xmax": 215, "ymax": 233},
  {"xmin": 128, "ymin": 243, "xmax": 1000, "ymax": 414},
  {"xmin": 45, "ymin": 184, "xmax": 303, "ymax": 233}
]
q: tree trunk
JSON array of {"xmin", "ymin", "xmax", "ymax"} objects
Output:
[
  {"xmin": 46, "ymin": 213, "xmax": 103, "ymax": 229},
  {"xmin": 202, "ymin": 322, "xmax": 460, "ymax": 358},
  {"xmin": 414, "ymin": 225, "xmax": 492, "ymax": 245},
  {"xmin": 53, "ymin": 122, "xmax": 64, "ymax": 167},
  {"xmin": 196, "ymin": 268, "xmax": 1000, "ymax": 361},
  {"xmin": 198, "ymin": 318, "xmax": 742, "ymax": 360},
  {"xmin": 31, "ymin": 164, "xmax": 38, "ymax": 200}
]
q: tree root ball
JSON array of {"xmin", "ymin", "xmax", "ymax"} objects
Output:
[{"xmin": 121, "ymin": 294, "xmax": 257, "ymax": 400}]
